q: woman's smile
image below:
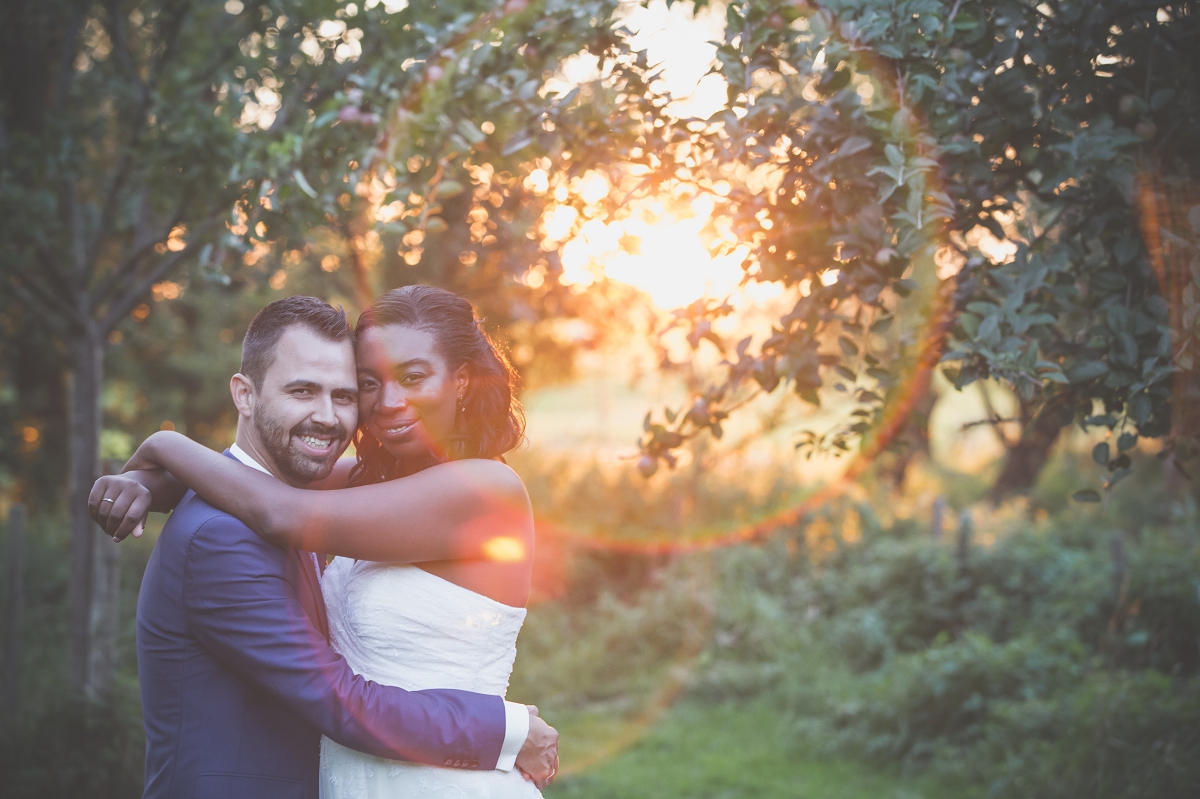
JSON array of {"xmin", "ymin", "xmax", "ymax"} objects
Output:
[{"xmin": 355, "ymin": 324, "xmax": 469, "ymax": 464}]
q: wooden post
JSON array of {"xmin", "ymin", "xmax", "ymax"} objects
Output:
[
  {"xmin": 957, "ymin": 509, "xmax": 972, "ymax": 564},
  {"xmin": 931, "ymin": 496, "xmax": 946, "ymax": 542},
  {"xmin": 3, "ymin": 503, "xmax": 27, "ymax": 715},
  {"xmin": 1109, "ymin": 533, "xmax": 1127, "ymax": 597}
]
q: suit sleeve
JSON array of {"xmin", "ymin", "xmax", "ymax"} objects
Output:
[{"xmin": 182, "ymin": 514, "xmax": 506, "ymax": 769}]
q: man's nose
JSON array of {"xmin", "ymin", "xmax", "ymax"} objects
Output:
[{"xmin": 310, "ymin": 393, "xmax": 338, "ymax": 426}]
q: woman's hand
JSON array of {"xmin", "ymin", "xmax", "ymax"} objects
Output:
[{"xmin": 88, "ymin": 474, "xmax": 151, "ymax": 541}]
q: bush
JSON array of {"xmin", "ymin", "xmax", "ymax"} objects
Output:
[
  {"xmin": 772, "ymin": 495, "xmax": 1200, "ymax": 798},
  {"xmin": 0, "ymin": 692, "xmax": 144, "ymax": 798}
]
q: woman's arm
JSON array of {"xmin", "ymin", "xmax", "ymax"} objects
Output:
[
  {"xmin": 125, "ymin": 431, "xmax": 533, "ymax": 563},
  {"xmin": 304, "ymin": 457, "xmax": 357, "ymax": 490}
]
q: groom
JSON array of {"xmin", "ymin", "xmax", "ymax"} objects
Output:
[{"xmin": 91, "ymin": 296, "xmax": 557, "ymax": 799}]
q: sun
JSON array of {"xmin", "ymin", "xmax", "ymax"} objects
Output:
[{"xmin": 555, "ymin": 190, "xmax": 756, "ymax": 309}]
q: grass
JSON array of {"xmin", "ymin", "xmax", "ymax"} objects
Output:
[{"xmin": 546, "ymin": 701, "xmax": 960, "ymax": 799}]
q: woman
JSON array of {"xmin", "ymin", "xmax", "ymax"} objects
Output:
[{"xmin": 109, "ymin": 286, "xmax": 545, "ymax": 798}]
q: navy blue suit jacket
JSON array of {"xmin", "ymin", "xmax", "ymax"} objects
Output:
[{"xmin": 137, "ymin": 460, "xmax": 505, "ymax": 799}]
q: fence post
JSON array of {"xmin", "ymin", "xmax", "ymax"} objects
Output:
[
  {"xmin": 957, "ymin": 509, "xmax": 972, "ymax": 564},
  {"xmin": 1109, "ymin": 533, "xmax": 1127, "ymax": 598},
  {"xmin": 3, "ymin": 503, "xmax": 27, "ymax": 715},
  {"xmin": 931, "ymin": 496, "xmax": 946, "ymax": 542},
  {"xmin": 86, "ymin": 461, "xmax": 124, "ymax": 700}
]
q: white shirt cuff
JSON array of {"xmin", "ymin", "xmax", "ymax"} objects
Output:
[{"xmin": 496, "ymin": 701, "xmax": 529, "ymax": 772}]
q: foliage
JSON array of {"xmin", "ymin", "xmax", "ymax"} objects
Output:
[
  {"xmin": 604, "ymin": 0, "xmax": 1200, "ymax": 495},
  {"xmin": 766, "ymin": 495, "xmax": 1200, "ymax": 797},
  {"xmin": 0, "ymin": 694, "xmax": 145, "ymax": 798},
  {"xmin": 0, "ymin": 509, "xmax": 152, "ymax": 799},
  {"xmin": 510, "ymin": 441, "xmax": 1200, "ymax": 798}
]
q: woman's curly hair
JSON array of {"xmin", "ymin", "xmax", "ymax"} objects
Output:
[{"xmin": 348, "ymin": 285, "xmax": 525, "ymax": 486}]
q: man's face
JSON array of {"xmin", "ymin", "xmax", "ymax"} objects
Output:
[{"xmin": 248, "ymin": 325, "xmax": 358, "ymax": 485}]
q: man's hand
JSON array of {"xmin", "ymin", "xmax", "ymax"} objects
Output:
[
  {"xmin": 88, "ymin": 475, "xmax": 151, "ymax": 542},
  {"xmin": 514, "ymin": 705, "xmax": 559, "ymax": 790}
]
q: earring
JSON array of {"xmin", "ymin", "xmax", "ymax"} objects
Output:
[{"xmin": 458, "ymin": 395, "xmax": 466, "ymax": 414}]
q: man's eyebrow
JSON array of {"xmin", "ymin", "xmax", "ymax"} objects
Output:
[{"xmin": 282, "ymin": 379, "xmax": 357, "ymax": 394}]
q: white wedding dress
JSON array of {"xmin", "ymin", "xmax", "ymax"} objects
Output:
[{"xmin": 319, "ymin": 558, "xmax": 541, "ymax": 799}]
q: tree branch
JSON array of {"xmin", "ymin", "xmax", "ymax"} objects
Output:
[
  {"xmin": 51, "ymin": 4, "xmax": 85, "ymax": 115},
  {"xmin": 7, "ymin": 279, "xmax": 70, "ymax": 337},
  {"xmin": 34, "ymin": 243, "xmax": 76, "ymax": 295},
  {"xmin": 9, "ymin": 273, "xmax": 79, "ymax": 333},
  {"xmin": 99, "ymin": 213, "xmax": 224, "ymax": 332},
  {"xmin": 99, "ymin": 250, "xmax": 189, "ymax": 334},
  {"xmin": 104, "ymin": 0, "xmax": 148, "ymax": 102},
  {"xmin": 93, "ymin": 194, "xmax": 193, "ymax": 307}
]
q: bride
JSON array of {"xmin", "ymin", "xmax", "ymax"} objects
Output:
[{"xmin": 114, "ymin": 285, "xmax": 550, "ymax": 798}]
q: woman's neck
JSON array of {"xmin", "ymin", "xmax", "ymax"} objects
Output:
[{"xmin": 390, "ymin": 450, "xmax": 442, "ymax": 480}]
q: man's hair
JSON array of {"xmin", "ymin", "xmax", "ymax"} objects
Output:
[{"xmin": 240, "ymin": 296, "xmax": 351, "ymax": 388}]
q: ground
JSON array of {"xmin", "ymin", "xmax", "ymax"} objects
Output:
[{"xmin": 546, "ymin": 701, "xmax": 957, "ymax": 799}]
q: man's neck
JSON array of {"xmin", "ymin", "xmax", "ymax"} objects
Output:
[{"xmin": 233, "ymin": 425, "xmax": 295, "ymax": 485}]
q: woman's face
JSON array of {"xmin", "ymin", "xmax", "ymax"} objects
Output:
[{"xmin": 355, "ymin": 324, "xmax": 468, "ymax": 463}]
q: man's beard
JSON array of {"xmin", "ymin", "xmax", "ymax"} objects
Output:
[{"xmin": 253, "ymin": 408, "xmax": 347, "ymax": 485}]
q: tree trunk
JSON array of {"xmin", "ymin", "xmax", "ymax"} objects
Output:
[
  {"xmin": 3, "ymin": 503, "xmax": 26, "ymax": 715},
  {"xmin": 66, "ymin": 330, "xmax": 119, "ymax": 699},
  {"xmin": 988, "ymin": 395, "xmax": 1067, "ymax": 501}
]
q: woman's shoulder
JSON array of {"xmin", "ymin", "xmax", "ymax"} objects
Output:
[{"xmin": 427, "ymin": 458, "xmax": 529, "ymax": 501}]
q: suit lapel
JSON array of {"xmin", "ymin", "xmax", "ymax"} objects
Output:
[{"xmin": 291, "ymin": 548, "xmax": 330, "ymax": 642}]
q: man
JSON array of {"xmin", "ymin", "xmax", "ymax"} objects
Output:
[{"xmin": 90, "ymin": 296, "xmax": 557, "ymax": 799}]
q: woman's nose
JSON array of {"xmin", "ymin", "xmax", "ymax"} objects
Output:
[{"xmin": 379, "ymin": 380, "xmax": 408, "ymax": 409}]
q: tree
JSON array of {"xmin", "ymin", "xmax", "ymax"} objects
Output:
[
  {"xmin": 0, "ymin": 0, "xmax": 624, "ymax": 695},
  {"xmin": 241, "ymin": 0, "xmax": 1200, "ymax": 498},
  {"xmin": 0, "ymin": 0, "xmax": 342, "ymax": 697},
  {"xmin": 586, "ymin": 0, "xmax": 1200, "ymax": 500}
]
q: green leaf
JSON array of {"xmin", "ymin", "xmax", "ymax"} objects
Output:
[
  {"xmin": 1129, "ymin": 392, "xmax": 1152, "ymax": 424},
  {"xmin": 1092, "ymin": 442, "xmax": 1110, "ymax": 466},
  {"xmin": 436, "ymin": 179, "xmax": 465, "ymax": 198},
  {"xmin": 1106, "ymin": 467, "xmax": 1133, "ymax": 489},
  {"xmin": 1067, "ymin": 361, "xmax": 1109, "ymax": 383},
  {"xmin": 455, "ymin": 118, "xmax": 486, "ymax": 145},
  {"xmin": 292, "ymin": 169, "xmax": 318, "ymax": 199},
  {"xmin": 1072, "ymin": 490, "xmax": 1102, "ymax": 503},
  {"xmin": 1151, "ymin": 88, "xmax": 1175, "ymax": 111},
  {"xmin": 1117, "ymin": 432, "xmax": 1138, "ymax": 451},
  {"xmin": 838, "ymin": 136, "xmax": 873, "ymax": 158},
  {"xmin": 501, "ymin": 133, "xmax": 535, "ymax": 156}
]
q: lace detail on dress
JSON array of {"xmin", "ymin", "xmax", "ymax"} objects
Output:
[{"xmin": 319, "ymin": 559, "xmax": 540, "ymax": 799}]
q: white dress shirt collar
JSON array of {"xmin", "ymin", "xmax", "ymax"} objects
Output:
[{"xmin": 229, "ymin": 442, "xmax": 273, "ymax": 476}]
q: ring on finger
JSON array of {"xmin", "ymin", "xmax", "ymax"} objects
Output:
[{"xmin": 100, "ymin": 497, "xmax": 115, "ymax": 504}]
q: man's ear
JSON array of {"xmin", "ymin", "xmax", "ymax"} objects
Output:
[{"xmin": 230, "ymin": 373, "xmax": 256, "ymax": 419}]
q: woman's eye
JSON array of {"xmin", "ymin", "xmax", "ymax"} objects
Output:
[{"xmin": 402, "ymin": 373, "xmax": 425, "ymax": 384}]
